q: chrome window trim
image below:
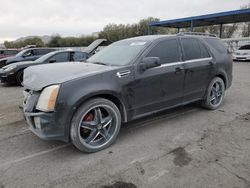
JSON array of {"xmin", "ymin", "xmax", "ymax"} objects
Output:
[{"xmin": 150, "ymin": 57, "xmax": 213, "ymax": 70}]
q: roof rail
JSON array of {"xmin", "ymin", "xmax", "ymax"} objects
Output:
[{"xmin": 177, "ymin": 32, "xmax": 217, "ymax": 37}]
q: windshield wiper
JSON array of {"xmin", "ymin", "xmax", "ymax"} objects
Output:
[{"xmin": 92, "ymin": 62, "xmax": 108, "ymax": 66}]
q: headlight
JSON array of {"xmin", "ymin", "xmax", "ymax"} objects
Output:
[
  {"xmin": 3, "ymin": 65, "xmax": 17, "ymax": 72},
  {"xmin": 36, "ymin": 85, "xmax": 60, "ymax": 112}
]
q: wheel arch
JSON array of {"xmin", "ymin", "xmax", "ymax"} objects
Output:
[
  {"xmin": 69, "ymin": 91, "xmax": 127, "ymax": 123},
  {"xmin": 215, "ymin": 72, "xmax": 228, "ymax": 88}
]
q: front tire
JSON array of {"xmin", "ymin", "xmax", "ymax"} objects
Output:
[
  {"xmin": 201, "ymin": 77, "xmax": 225, "ymax": 110},
  {"xmin": 16, "ymin": 70, "xmax": 24, "ymax": 86},
  {"xmin": 70, "ymin": 98, "xmax": 121, "ymax": 153}
]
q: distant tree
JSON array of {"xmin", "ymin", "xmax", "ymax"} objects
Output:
[
  {"xmin": 47, "ymin": 35, "xmax": 62, "ymax": 47},
  {"xmin": 241, "ymin": 4, "xmax": 250, "ymax": 37},
  {"xmin": 99, "ymin": 17, "xmax": 171, "ymax": 42},
  {"xmin": 23, "ymin": 37, "xmax": 44, "ymax": 47},
  {"xmin": 47, "ymin": 35, "xmax": 97, "ymax": 47},
  {"xmin": 193, "ymin": 24, "xmax": 238, "ymax": 38},
  {"xmin": 4, "ymin": 37, "xmax": 45, "ymax": 48}
]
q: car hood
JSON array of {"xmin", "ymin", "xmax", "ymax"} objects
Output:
[
  {"xmin": 0, "ymin": 57, "xmax": 11, "ymax": 63},
  {"xmin": 23, "ymin": 62, "xmax": 116, "ymax": 91},
  {"xmin": 5, "ymin": 61, "xmax": 34, "ymax": 68},
  {"xmin": 1, "ymin": 56, "xmax": 19, "ymax": 64},
  {"xmin": 235, "ymin": 50, "xmax": 250, "ymax": 54}
]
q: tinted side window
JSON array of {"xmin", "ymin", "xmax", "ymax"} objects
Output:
[
  {"xmin": 33, "ymin": 49, "xmax": 49, "ymax": 55},
  {"xmin": 146, "ymin": 39, "xmax": 180, "ymax": 64},
  {"xmin": 181, "ymin": 38, "xmax": 210, "ymax": 60},
  {"xmin": 204, "ymin": 38, "xmax": 227, "ymax": 54},
  {"xmin": 50, "ymin": 52, "xmax": 69, "ymax": 62},
  {"xmin": 199, "ymin": 42, "xmax": 210, "ymax": 58},
  {"xmin": 23, "ymin": 50, "xmax": 33, "ymax": 56},
  {"xmin": 71, "ymin": 52, "xmax": 86, "ymax": 61},
  {"xmin": 4, "ymin": 50, "xmax": 18, "ymax": 55}
]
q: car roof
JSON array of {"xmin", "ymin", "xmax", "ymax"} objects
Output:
[
  {"xmin": 121, "ymin": 33, "xmax": 217, "ymax": 43},
  {"xmin": 123, "ymin": 35, "xmax": 176, "ymax": 42},
  {"xmin": 47, "ymin": 49, "xmax": 85, "ymax": 55}
]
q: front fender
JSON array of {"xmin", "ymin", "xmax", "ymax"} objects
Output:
[{"xmin": 55, "ymin": 73, "xmax": 125, "ymax": 142}]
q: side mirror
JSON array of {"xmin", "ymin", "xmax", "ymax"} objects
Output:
[
  {"xmin": 139, "ymin": 57, "xmax": 161, "ymax": 71},
  {"xmin": 49, "ymin": 59, "xmax": 56, "ymax": 63},
  {"xmin": 22, "ymin": 53, "xmax": 31, "ymax": 57},
  {"xmin": 78, "ymin": 58, "xmax": 87, "ymax": 62}
]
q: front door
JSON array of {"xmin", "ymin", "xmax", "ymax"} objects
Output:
[{"xmin": 132, "ymin": 38, "xmax": 185, "ymax": 117}]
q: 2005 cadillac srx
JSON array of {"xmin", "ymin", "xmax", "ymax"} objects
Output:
[{"xmin": 22, "ymin": 33, "xmax": 233, "ymax": 152}]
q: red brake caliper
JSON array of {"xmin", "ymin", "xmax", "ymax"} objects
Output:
[{"xmin": 82, "ymin": 113, "xmax": 94, "ymax": 133}]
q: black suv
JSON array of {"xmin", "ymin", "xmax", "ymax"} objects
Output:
[
  {"xmin": 0, "ymin": 48, "xmax": 56, "ymax": 68},
  {"xmin": 22, "ymin": 33, "xmax": 233, "ymax": 152}
]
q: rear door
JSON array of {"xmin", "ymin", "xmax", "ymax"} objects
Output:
[{"xmin": 180, "ymin": 37, "xmax": 214, "ymax": 102}]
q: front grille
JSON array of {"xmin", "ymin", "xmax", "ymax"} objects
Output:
[{"xmin": 23, "ymin": 90, "xmax": 40, "ymax": 113}]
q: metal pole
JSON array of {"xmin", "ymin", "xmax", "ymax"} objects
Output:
[
  {"xmin": 177, "ymin": 28, "xmax": 180, "ymax": 33},
  {"xmin": 219, "ymin": 24, "xmax": 223, "ymax": 38},
  {"xmin": 190, "ymin": 20, "xmax": 193, "ymax": 32},
  {"xmin": 148, "ymin": 25, "xmax": 151, "ymax": 35}
]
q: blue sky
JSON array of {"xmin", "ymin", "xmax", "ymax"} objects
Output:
[{"xmin": 0, "ymin": 0, "xmax": 249, "ymax": 42}]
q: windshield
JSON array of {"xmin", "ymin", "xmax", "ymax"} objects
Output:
[
  {"xmin": 15, "ymin": 49, "xmax": 28, "ymax": 57},
  {"xmin": 239, "ymin": 45, "xmax": 250, "ymax": 50},
  {"xmin": 87, "ymin": 40, "xmax": 148, "ymax": 66},
  {"xmin": 34, "ymin": 51, "xmax": 56, "ymax": 63}
]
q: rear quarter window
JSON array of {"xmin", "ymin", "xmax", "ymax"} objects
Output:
[{"xmin": 204, "ymin": 38, "xmax": 227, "ymax": 54}]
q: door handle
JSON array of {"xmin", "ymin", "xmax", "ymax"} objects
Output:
[
  {"xmin": 209, "ymin": 61, "xmax": 216, "ymax": 66},
  {"xmin": 175, "ymin": 67, "xmax": 185, "ymax": 74}
]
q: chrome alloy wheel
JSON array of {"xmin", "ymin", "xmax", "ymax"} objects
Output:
[
  {"xmin": 78, "ymin": 105, "xmax": 118, "ymax": 149},
  {"xmin": 209, "ymin": 81, "xmax": 223, "ymax": 106}
]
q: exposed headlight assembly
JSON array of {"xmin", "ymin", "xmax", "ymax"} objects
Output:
[
  {"xmin": 3, "ymin": 65, "xmax": 17, "ymax": 72},
  {"xmin": 36, "ymin": 85, "xmax": 60, "ymax": 112}
]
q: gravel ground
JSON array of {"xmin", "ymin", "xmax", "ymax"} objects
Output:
[{"xmin": 0, "ymin": 62, "xmax": 250, "ymax": 188}]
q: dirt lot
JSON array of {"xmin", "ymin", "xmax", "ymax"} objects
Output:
[{"xmin": 0, "ymin": 62, "xmax": 250, "ymax": 188}]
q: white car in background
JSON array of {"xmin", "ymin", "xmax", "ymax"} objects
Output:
[{"xmin": 233, "ymin": 45, "xmax": 250, "ymax": 61}]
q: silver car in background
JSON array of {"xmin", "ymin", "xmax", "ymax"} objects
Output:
[{"xmin": 233, "ymin": 45, "xmax": 250, "ymax": 61}]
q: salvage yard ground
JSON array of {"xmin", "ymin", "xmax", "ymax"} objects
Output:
[{"xmin": 0, "ymin": 62, "xmax": 250, "ymax": 188}]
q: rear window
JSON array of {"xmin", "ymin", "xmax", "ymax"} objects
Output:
[
  {"xmin": 181, "ymin": 38, "xmax": 210, "ymax": 60},
  {"xmin": 239, "ymin": 45, "xmax": 250, "ymax": 50},
  {"xmin": 204, "ymin": 38, "xmax": 227, "ymax": 54},
  {"xmin": 4, "ymin": 50, "xmax": 18, "ymax": 55}
]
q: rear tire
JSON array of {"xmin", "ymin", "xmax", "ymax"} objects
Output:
[
  {"xmin": 16, "ymin": 70, "xmax": 24, "ymax": 86},
  {"xmin": 201, "ymin": 77, "xmax": 225, "ymax": 110},
  {"xmin": 70, "ymin": 98, "xmax": 121, "ymax": 153}
]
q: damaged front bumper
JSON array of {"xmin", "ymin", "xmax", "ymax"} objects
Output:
[{"xmin": 21, "ymin": 90, "xmax": 67, "ymax": 142}]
